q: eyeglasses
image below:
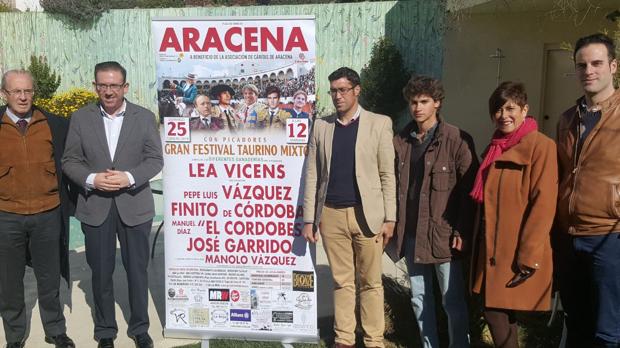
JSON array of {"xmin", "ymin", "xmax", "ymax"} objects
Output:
[
  {"xmin": 94, "ymin": 83, "xmax": 126, "ymax": 91},
  {"xmin": 4, "ymin": 89, "xmax": 34, "ymax": 97},
  {"xmin": 327, "ymin": 87, "xmax": 355, "ymax": 96}
]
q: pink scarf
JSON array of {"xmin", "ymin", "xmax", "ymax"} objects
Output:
[{"xmin": 470, "ymin": 116, "xmax": 538, "ymax": 203}]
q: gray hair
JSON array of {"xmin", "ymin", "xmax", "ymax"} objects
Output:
[
  {"xmin": 1, "ymin": 69, "xmax": 35, "ymax": 90},
  {"xmin": 241, "ymin": 83, "xmax": 259, "ymax": 95}
]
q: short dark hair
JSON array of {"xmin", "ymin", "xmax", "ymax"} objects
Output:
[
  {"xmin": 94, "ymin": 61, "xmax": 127, "ymax": 83},
  {"xmin": 488, "ymin": 81, "xmax": 528, "ymax": 117},
  {"xmin": 328, "ymin": 67, "xmax": 360, "ymax": 87},
  {"xmin": 573, "ymin": 33, "xmax": 617, "ymax": 61},
  {"xmin": 402, "ymin": 75, "xmax": 444, "ymax": 105},
  {"xmin": 265, "ymin": 85, "xmax": 281, "ymax": 98}
]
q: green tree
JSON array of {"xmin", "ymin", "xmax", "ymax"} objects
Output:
[
  {"xmin": 0, "ymin": 3, "xmax": 14, "ymax": 12},
  {"xmin": 359, "ymin": 37, "xmax": 410, "ymax": 125},
  {"xmin": 40, "ymin": 0, "xmax": 106, "ymax": 21},
  {"xmin": 27, "ymin": 55, "xmax": 61, "ymax": 99}
]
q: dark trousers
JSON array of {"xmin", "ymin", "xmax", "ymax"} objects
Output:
[
  {"xmin": 82, "ymin": 201, "xmax": 152, "ymax": 340},
  {"xmin": 558, "ymin": 232, "xmax": 620, "ymax": 348},
  {"xmin": 484, "ymin": 308, "xmax": 518, "ymax": 348},
  {"xmin": 0, "ymin": 207, "xmax": 66, "ymax": 343}
]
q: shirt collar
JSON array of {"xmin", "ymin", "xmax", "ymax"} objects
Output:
[
  {"xmin": 336, "ymin": 106, "xmax": 361, "ymax": 126},
  {"xmin": 410, "ymin": 121, "xmax": 439, "ymax": 142},
  {"xmin": 5, "ymin": 108, "xmax": 33, "ymax": 124},
  {"xmin": 578, "ymin": 96, "xmax": 603, "ymax": 115},
  {"xmin": 99, "ymin": 100, "xmax": 127, "ymax": 119}
]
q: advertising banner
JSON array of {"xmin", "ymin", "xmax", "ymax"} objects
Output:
[{"xmin": 152, "ymin": 16, "xmax": 318, "ymax": 343}]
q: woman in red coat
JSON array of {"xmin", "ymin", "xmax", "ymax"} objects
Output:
[{"xmin": 470, "ymin": 82, "xmax": 558, "ymax": 347}]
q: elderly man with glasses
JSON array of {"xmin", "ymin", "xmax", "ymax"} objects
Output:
[{"xmin": 0, "ymin": 70, "xmax": 75, "ymax": 348}]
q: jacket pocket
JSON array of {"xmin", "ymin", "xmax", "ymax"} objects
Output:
[
  {"xmin": 0, "ymin": 166, "xmax": 12, "ymax": 200},
  {"xmin": 431, "ymin": 161, "xmax": 454, "ymax": 191},
  {"xmin": 38, "ymin": 162, "xmax": 59, "ymax": 196},
  {"xmin": 431, "ymin": 223, "xmax": 453, "ymax": 258},
  {"xmin": 610, "ymin": 182, "xmax": 620, "ymax": 218}
]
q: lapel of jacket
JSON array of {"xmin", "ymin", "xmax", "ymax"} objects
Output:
[
  {"xmin": 324, "ymin": 114, "xmax": 336, "ymax": 170},
  {"xmin": 354, "ymin": 106, "xmax": 368, "ymax": 171},
  {"xmin": 113, "ymin": 102, "xmax": 137, "ymax": 163},
  {"xmin": 89, "ymin": 104, "xmax": 113, "ymax": 164}
]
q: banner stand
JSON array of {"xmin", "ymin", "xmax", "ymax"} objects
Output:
[
  {"xmin": 154, "ymin": 15, "xmax": 319, "ymax": 345},
  {"xmin": 201, "ymin": 340, "xmax": 295, "ymax": 348}
]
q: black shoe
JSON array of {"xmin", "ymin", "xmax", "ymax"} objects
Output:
[
  {"xmin": 130, "ymin": 333, "xmax": 154, "ymax": 348},
  {"xmin": 97, "ymin": 337, "xmax": 115, "ymax": 348},
  {"xmin": 45, "ymin": 333, "xmax": 75, "ymax": 348},
  {"xmin": 5, "ymin": 342, "xmax": 24, "ymax": 348}
]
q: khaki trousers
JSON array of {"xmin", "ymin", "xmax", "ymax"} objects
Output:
[{"xmin": 320, "ymin": 205, "xmax": 384, "ymax": 347}]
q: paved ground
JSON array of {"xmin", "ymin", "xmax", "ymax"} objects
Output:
[{"xmin": 0, "ymin": 222, "xmax": 407, "ymax": 348}]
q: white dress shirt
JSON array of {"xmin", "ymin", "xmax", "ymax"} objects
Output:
[{"xmin": 85, "ymin": 101, "xmax": 135, "ymax": 189}]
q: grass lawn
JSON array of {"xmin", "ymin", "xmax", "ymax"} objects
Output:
[{"xmin": 173, "ymin": 276, "xmax": 562, "ymax": 348}]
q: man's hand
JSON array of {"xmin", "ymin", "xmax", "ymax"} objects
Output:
[
  {"xmin": 378, "ymin": 222, "xmax": 395, "ymax": 249},
  {"xmin": 302, "ymin": 223, "xmax": 319, "ymax": 243},
  {"xmin": 104, "ymin": 169, "xmax": 131, "ymax": 188},
  {"xmin": 93, "ymin": 172, "xmax": 122, "ymax": 191},
  {"xmin": 451, "ymin": 235, "xmax": 464, "ymax": 251}
]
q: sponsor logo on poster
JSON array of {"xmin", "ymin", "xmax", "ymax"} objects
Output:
[
  {"xmin": 295, "ymin": 293, "xmax": 312, "ymax": 309},
  {"xmin": 250, "ymin": 289, "xmax": 259, "ymax": 309},
  {"xmin": 292, "ymin": 271, "xmax": 314, "ymax": 292},
  {"xmin": 276, "ymin": 291, "xmax": 288, "ymax": 304},
  {"xmin": 231, "ymin": 289, "xmax": 240, "ymax": 302},
  {"xmin": 170, "ymin": 308, "xmax": 187, "ymax": 324},
  {"xmin": 271, "ymin": 311, "xmax": 294, "ymax": 323},
  {"xmin": 230, "ymin": 309, "xmax": 251, "ymax": 322},
  {"xmin": 211, "ymin": 309, "xmax": 228, "ymax": 323},
  {"xmin": 189, "ymin": 308, "xmax": 210, "ymax": 327},
  {"xmin": 209, "ymin": 288, "xmax": 230, "ymax": 301}
]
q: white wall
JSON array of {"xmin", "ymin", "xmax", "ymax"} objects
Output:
[
  {"xmin": 440, "ymin": 9, "xmax": 615, "ymax": 154},
  {"xmin": 15, "ymin": 0, "xmax": 41, "ymax": 11}
]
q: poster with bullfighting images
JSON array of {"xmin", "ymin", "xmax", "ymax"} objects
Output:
[{"xmin": 152, "ymin": 16, "xmax": 318, "ymax": 343}]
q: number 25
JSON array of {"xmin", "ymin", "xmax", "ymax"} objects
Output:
[{"xmin": 167, "ymin": 121, "xmax": 187, "ymax": 136}]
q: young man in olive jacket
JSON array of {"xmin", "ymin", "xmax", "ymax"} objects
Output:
[{"xmin": 389, "ymin": 76, "xmax": 478, "ymax": 348}]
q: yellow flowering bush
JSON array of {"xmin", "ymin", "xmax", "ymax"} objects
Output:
[{"xmin": 35, "ymin": 88, "xmax": 98, "ymax": 118}]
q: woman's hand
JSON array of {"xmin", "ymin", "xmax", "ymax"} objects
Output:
[
  {"xmin": 517, "ymin": 261, "xmax": 536, "ymax": 274},
  {"xmin": 451, "ymin": 235, "xmax": 464, "ymax": 251}
]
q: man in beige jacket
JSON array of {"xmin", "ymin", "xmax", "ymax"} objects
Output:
[{"xmin": 302, "ymin": 67, "xmax": 396, "ymax": 348}]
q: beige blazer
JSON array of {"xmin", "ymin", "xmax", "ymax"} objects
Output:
[{"xmin": 303, "ymin": 106, "xmax": 396, "ymax": 234}]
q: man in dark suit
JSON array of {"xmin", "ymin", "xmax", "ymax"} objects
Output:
[
  {"xmin": 0, "ymin": 70, "xmax": 75, "ymax": 348},
  {"xmin": 62, "ymin": 62, "xmax": 163, "ymax": 348},
  {"xmin": 189, "ymin": 94, "xmax": 224, "ymax": 131}
]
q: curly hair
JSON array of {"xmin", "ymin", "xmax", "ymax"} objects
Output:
[{"xmin": 402, "ymin": 75, "xmax": 444, "ymax": 106}]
